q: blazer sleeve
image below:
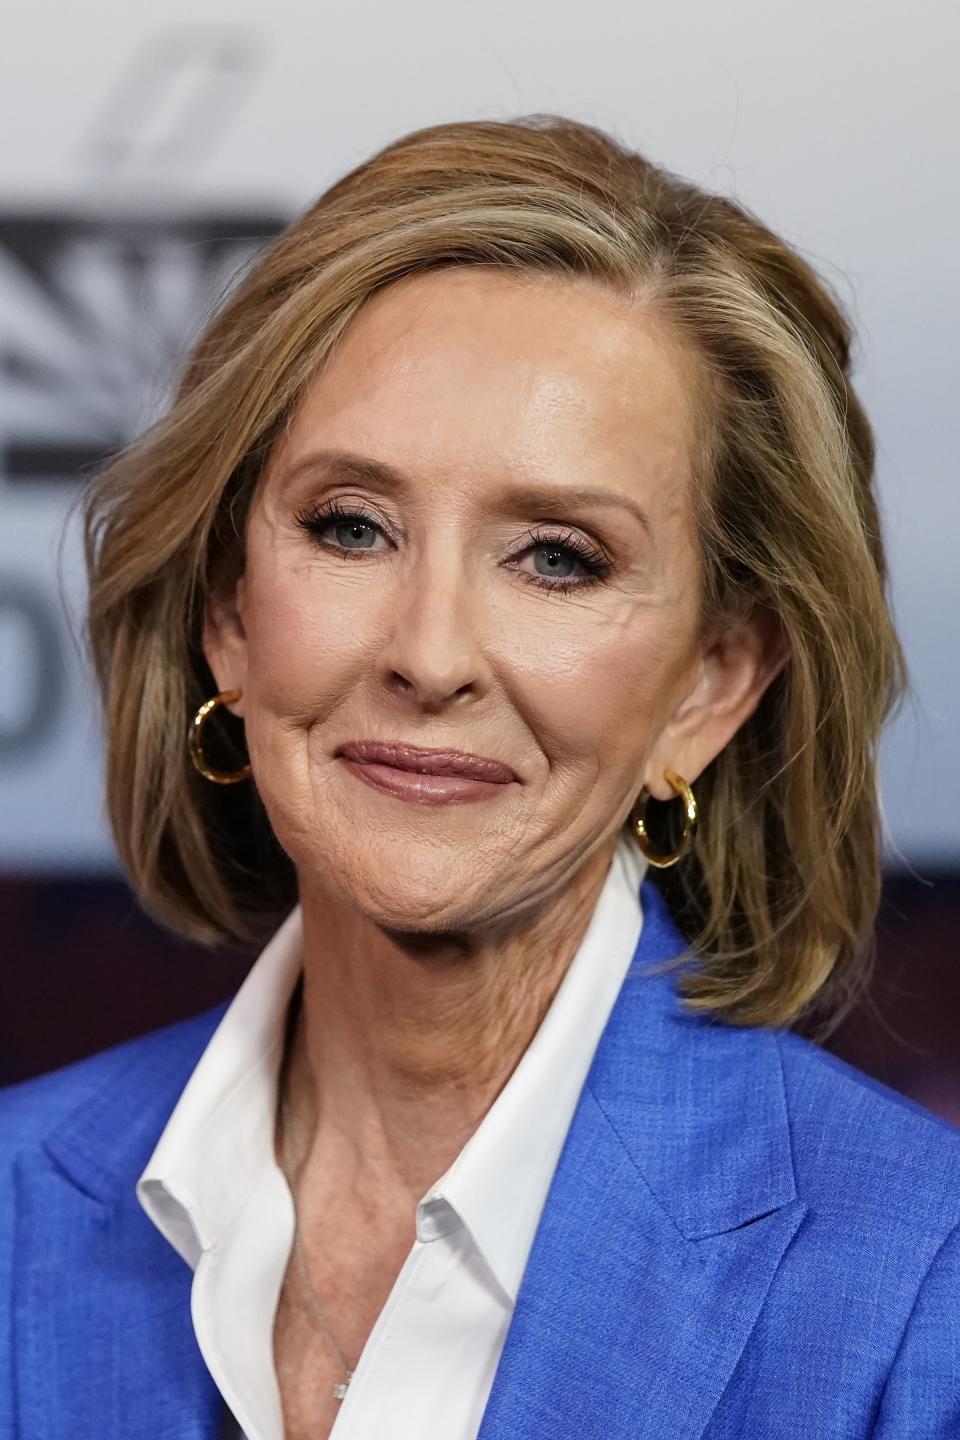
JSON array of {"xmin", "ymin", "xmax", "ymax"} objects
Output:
[{"xmin": 870, "ymin": 1220, "xmax": 960, "ymax": 1437}]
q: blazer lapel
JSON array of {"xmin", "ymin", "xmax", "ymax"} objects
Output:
[
  {"xmin": 13, "ymin": 884, "xmax": 805, "ymax": 1439},
  {"xmin": 11, "ymin": 1007, "xmax": 229, "ymax": 1440},
  {"xmin": 478, "ymin": 880, "xmax": 808, "ymax": 1440}
]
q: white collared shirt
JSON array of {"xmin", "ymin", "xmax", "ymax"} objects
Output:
[{"xmin": 136, "ymin": 833, "xmax": 648, "ymax": 1439}]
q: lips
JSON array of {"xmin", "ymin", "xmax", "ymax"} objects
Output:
[{"xmin": 336, "ymin": 740, "xmax": 517, "ymax": 783}]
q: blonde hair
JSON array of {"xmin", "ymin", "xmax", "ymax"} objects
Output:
[{"xmin": 81, "ymin": 114, "xmax": 906, "ymax": 1036}]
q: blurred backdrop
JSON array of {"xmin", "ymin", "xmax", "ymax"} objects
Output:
[{"xmin": 1, "ymin": 1, "xmax": 957, "ymax": 1117}]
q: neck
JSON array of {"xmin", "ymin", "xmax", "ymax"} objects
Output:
[{"xmin": 279, "ymin": 840, "xmax": 618, "ymax": 1203}]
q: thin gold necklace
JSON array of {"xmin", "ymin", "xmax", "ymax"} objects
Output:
[{"xmin": 277, "ymin": 981, "xmax": 354, "ymax": 1402}]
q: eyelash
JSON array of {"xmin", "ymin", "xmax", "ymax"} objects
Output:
[{"xmin": 292, "ymin": 500, "xmax": 614, "ymax": 595}]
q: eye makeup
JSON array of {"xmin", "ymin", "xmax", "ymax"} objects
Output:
[{"xmin": 292, "ymin": 499, "xmax": 615, "ymax": 597}]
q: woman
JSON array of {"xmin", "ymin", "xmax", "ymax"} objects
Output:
[{"xmin": 3, "ymin": 113, "xmax": 959, "ymax": 1440}]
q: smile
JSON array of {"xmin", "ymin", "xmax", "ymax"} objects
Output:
[{"xmin": 337, "ymin": 758, "xmax": 518, "ymax": 806}]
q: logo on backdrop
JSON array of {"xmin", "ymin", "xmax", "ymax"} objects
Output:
[
  {"xmin": 0, "ymin": 211, "xmax": 284, "ymax": 765},
  {"xmin": 0, "ymin": 25, "xmax": 287, "ymax": 863},
  {"xmin": 0, "ymin": 213, "xmax": 281, "ymax": 488}
]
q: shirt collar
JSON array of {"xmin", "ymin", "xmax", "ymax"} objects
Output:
[
  {"xmin": 137, "ymin": 834, "xmax": 647, "ymax": 1298},
  {"xmin": 137, "ymin": 904, "xmax": 303, "ymax": 1264},
  {"xmin": 422, "ymin": 834, "xmax": 647, "ymax": 1299}
]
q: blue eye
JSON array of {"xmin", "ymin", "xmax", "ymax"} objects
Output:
[
  {"xmin": 519, "ymin": 528, "xmax": 611, "ymax": 593},
  {"xmin": 293, "ymin": 504, "xmax": 613, "ymax": 595},
  {"xmin": 296, "ymin": 502, "xmax": 387, "ymax": 551},
  {"xmin": 331, "ymin": 517, "xmax": 378, "ymax": 549}
]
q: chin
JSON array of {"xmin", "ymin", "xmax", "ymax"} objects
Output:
[{"xmin": 306, "ymin": 841, "xmax": 490, "ymax": 932}]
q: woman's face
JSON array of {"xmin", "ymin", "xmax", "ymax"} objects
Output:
[{"xmin": 205, "ymin": 267, "xmax": 776, "ymax": 931}]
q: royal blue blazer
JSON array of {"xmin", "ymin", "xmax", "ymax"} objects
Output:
[{"xmin": 3, "ymin": 881, "xmax": 960, "ymax": 1438}]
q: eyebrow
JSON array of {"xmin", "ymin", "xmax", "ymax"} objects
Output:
[{"xmin": 279, "ymin": 447, "xmax": 652, "ymax": 536}]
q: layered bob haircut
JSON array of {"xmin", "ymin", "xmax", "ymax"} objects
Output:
[{"xmin": 81, "ymin": 114, "xmax": 906, "ymax": 1036}]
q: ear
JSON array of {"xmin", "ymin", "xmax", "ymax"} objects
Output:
[
  {"xmin": 643, "ymin": 608, "xmax": 790, "ymax": 801},
  {"xmin": 201, "ymin": 571, "xmax": 249, "ymax": 718}
]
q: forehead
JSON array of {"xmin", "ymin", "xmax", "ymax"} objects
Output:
[{"xmin": 269, "ymin": 267, "xmax": 702, "ymax": 510}]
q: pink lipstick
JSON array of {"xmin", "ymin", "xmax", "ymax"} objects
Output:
[{"xmin": 336, "ymin": 739, "xmax": 519, "ymax": 806}]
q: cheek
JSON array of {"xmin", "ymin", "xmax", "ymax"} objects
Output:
[
  {"xmin": 496, "ymin": 606, "xmax": 680, "ymax": 778},
  {"xmin": 236, "ymin": 566, "xmax": 365, "ymax": 862},
  {"xmin": 241, "ymin": 563, "xmax": 374, "ymax": 718}
]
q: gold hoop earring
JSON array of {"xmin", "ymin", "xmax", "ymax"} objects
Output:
[
  {"xmin": 188, "ymin": 688, "xmax": 252, "ymax": 784},
  {"xmin": 632, "ymin": 770, "xmax": 697, "ymax": 868}
]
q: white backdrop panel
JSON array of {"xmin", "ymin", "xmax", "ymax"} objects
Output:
[{"xmin": 0, "ymin": 0, "xmax": 956, "ymax": 869}]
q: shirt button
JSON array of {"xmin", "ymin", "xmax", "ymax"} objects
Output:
[{"xmin": 416, "ymin": 1195, "xmax": 459, "ymax": 1241}]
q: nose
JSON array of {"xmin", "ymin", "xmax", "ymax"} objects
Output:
[{"xmin": 376, "ymin": 542, "xmax": 493, "ymax": 710}]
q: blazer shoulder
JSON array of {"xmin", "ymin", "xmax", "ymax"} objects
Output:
[
  {"xmin": 775, "ymin": 1025, "xmax": 960, "ymax": 1231},
  {"xmin": 0, "ymin": 1002, "xmax": 229, "ymax": 1170}
]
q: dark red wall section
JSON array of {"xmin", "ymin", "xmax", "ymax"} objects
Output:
[{"xmin": 2, "ymin": 871, "xmax": 959, "ymax": 1131}]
